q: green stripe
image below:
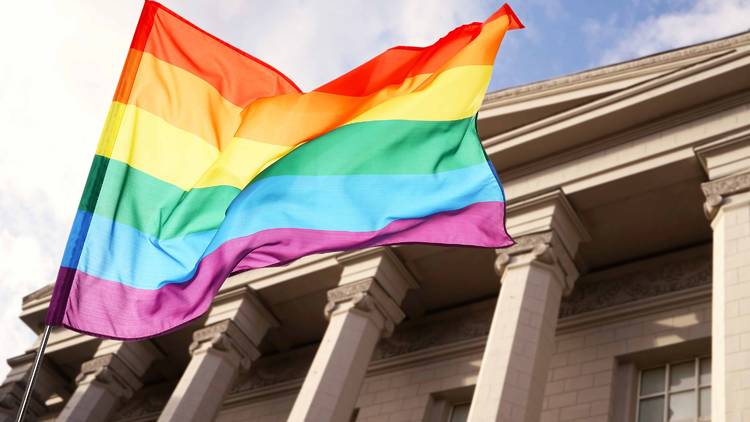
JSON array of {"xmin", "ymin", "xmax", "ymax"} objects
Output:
[
  {"xmin": 257, "ymin": 116, "xmax": 484, "ymax": 179},
  {"xmin": 80, "ymin": 117, "xmax": 483, "ymax": 240},
  {"xmin": 79, "ymin": 154, "xmax": 111, "ymax": 213},
  {"xmin": 81, "ymin": 156, "xmax": 239, "ymax": 239}
]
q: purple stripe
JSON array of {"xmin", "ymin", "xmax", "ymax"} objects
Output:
[{"xmin": 53, "ymin": 201, "xmax": 511, "ymax": 339}]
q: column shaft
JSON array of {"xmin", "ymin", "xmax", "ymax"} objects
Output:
[
  {"xmin": 159, "ymin": 289, "xmax": 276, "ymax": 422},
  {"xmin": 0, "ymin": 349, "xmax": 67, "ymax": 421},
  {"xmin": 466, "ymin": 192, "xmax": 587, "ymax": 422},
  {"xmin": 288, "ymin": 305, "xmax": 383, "ymax": 422},
  {"xmin": 288, "ymin": 248, "xmax": 416, "ymax": 422},
  {"xmin": 57, "ymin": 340, "xmax": 161, "ymax": 422},
  {"xmin": 708, "ymin": 189, "xmax": 750, "ymax": 421},
  {"xmin": 159, "ymin": 347, "xmax": 240, "ymax": 422},
  {"xmin": 468, "ymin": 259, "xmax": 564, "ymax": 422},
  {"xmin": 56, "ymin": 382, "xmax": 119, "ymax": 422}
]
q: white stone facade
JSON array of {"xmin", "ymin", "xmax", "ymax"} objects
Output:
[{"xmin": 2, "ymin": 31, "xmax": 750, "ymax": 422}]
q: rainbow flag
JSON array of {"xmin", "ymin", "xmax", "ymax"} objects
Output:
[{"xmin": 47, "ymin": 1, "xmax": 520, "ymax": 339}]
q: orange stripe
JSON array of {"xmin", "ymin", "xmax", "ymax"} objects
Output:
[
  {"xmin": 112, "ymin": 49, "xmax": 143, "ymax": 106},
  {"xmin": 237, "ymin": 65, "xmax": 492, "ymax": 146},
  {"xmin": 114, "ymin": 51, "xmax": 241, "ymax": 150},
  {"xmin": 442, "ymin": 13, "xmax": 514, "ymax": 71},
  {"xmin": 237, "ymin": 74, "xmax": 432, "ymax": 147},
  {"xmin": 129, "ymin": 1, "xmax": 299, "ymax": 108}
]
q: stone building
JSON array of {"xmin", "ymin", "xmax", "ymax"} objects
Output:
[{"xmin": 2, "ymin": 30, "xmax": 750, "ymax": 422}]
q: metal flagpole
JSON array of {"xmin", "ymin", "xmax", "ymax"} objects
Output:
[{"xmin": 14, "ymin": 325, "xmax": 52, "ymax": 422}]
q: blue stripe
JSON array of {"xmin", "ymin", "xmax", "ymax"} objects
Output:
[{"xmin": 68, "ymin": 163, "xmax": 504, "ymax": 289}]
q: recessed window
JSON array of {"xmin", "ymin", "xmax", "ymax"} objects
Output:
[
  {"xmin": 636, "ymin": 357, "xmax": 711, "ymax": 422},
  {"xmin": 448, "ymin": 402, "xmax": 470, "ymax": 422}
]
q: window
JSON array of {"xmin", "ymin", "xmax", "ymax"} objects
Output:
[
  {"xmin": 448, "ymin": 402, "xmax": 470, "ymax": 422},
  {"xmin": 636, "ymin": 357, "xmax": 711, "ymax": 422},
  {"xmin": 424, "ymin": 386, "xmax": 473, "ymax": 422}
]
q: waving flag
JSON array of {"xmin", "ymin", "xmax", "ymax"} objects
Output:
[{"xmin": 47, "ymin": 1, "xmax": 521, "ymax": 339}]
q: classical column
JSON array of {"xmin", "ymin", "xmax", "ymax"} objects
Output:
[
  {"xmin": 697, "ymin": 138, "xmax": 750, "ymax": 422},
  {"xmin": 0, "ymin": 347, "xmax": 68, "ymax": 422},
  {"xmin": 57, "ymin": 339, "xmax": 162, "ymax": 422},
  {"xmin": 159, "ymin": 288, "xmax": 278, "ymax": 422},
  {"xmin": 468, "ymin": 191, "xmax": 588, "ymax": 422},
  {"xmin": 698, "ymin": 137, "xmax": 750, "ymax": 421},
  {"xmin": 288, "ymin": 248, "xmax": 417, "ymax": 422}
]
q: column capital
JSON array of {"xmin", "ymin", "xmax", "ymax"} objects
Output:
[
  {"xmin": 76, "ymin": 354, "xmax": 138, "ymax": 399},
  {"xmin": 189, "ymin": 319, "xmax": 260, "ymax": 370},
  {"xmin": 336, "ymin": 247, "xmax": 419, "ymax": 301},
  {"xmin": 324, "ymin": 278, "xmax": 404, "ymax": 336},
  {"xmin": 696, "ymin": 135, "xmax": 750, "ymax": 220},
  {"xmin": 190, "ymin": 287, "xmax": 278, "ymax": 370},
  {"xmin": 506, "ymin": 190, "xmax": 590, "ymax": 256},
  {"xmin": 495, "ymin": 231, "xmax": 578, "ymax": 294},
  {"xmin": 76, "ymin": 340, "xmax": 162, "ymax": 400},
  {"xmin": 701, "ymin": 171, "xmax": 750, "ymax": 220},
  {"xmin": 0, "ymin": 380, "xmax": 45, "ymax": 419},
  {"xmin": 501, "ymin": 191, "xmax": 589, "ymax": 294},
  {"xmin": 330, "ymin": 247, "xmax": 417, "ymax": 336},
  {"xmin": 0, "ymin": 350, "xmax": 68, "ymax": 418}
]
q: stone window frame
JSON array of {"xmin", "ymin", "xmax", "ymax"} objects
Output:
[
  {"xmin": 610, "ymin": 338, "xmax": 710, "ymax": 422},
  {"xmin": 634, "ymin": 357, "xmax": 711, "ymax": 422},
  {"xmin": 446, "ymin": 402, "xmax": 470, "ymax": 422},
  {"xmin": 422, "ymin": 385, "xmax": 474, "ymax": 422}
]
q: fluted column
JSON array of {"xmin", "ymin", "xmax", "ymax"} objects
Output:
[
  {"xmin": 57, "ymin": 339, "xmax": 162, "ymax": 422},
  {"xmin": 0, "ymin": 347, "xmax": 68, "ymax": 422},
  {"xmin": 288, "ymin": 248, "xmax": 417, "ymax": 422},
  {"xmin": 159, "ymin": 288, "xmax": 277, "ymax": 422},
  {"xmin": 468, "ymin": 191, "xmax": 588, "ymax": 422}
]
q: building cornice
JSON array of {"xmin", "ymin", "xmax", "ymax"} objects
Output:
[
  {"xmin": 481, "ymin": 31, "xmax": 750, "ymax": 107},
  {"xmin": 500, "ymin": 91, "xmax": 750, "ymax": 187},
  {"xmin": 483, "ymin": 46, "xmax": 750, "ymax": 159}
]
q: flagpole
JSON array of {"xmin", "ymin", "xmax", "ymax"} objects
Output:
[{"xmin": 14, "ymin": 325, "xmax": 52, "ymax": 422}]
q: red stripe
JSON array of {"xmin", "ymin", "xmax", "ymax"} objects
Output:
[
  {"xmin": 130, "ymin": 1, "xmax": 157, "ymax": 51},
  {"xmin": 489, "ymin": 4, "xmax": 524, "ymax": 30},
  {"xmin": 129, "ymin": 1, "xmax": 300, "ymax": 106},
  {"xmin": 314, "ymin": 4, "xmax": 523, "ymax": 97}
]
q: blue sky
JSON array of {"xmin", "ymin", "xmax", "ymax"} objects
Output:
[
  {"xmin": 0, "ymin": 0, "xmax": 748, "ymax": 376},
  {"xmin": 492, "ymin": 0, "xmax": 750, "ymax": 89}
]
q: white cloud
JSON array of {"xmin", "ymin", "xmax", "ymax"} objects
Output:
[
  {"xmin": 169, "ymin": 0, "xmax": 489, "ymax": 90},
  {"xmin": 0, "ymin": 0, "xmax": 491, "ymax": 378},
  {"xmin": 0, "ymin": 0, "xmax": 138, "ymax": 379},
  {"xmin": 601, "ymin": 0, "xmax": 750, "ymax": 64}
]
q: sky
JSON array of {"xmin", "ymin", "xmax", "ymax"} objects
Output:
[{"xmin": 1, "ymin": 0, "xmax": 749, "ymax": 377}]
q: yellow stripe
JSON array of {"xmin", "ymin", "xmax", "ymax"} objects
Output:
[
  {"xmin": 94, "ymin": 65, "xmax": 492, "ymax": 190},
  {"xmin": 125, "ymin": 51, "xmax": 243, "ymax": 150},
  {"xmin": 194, "ymin": 137, "xmax": 290, "ymax": 189},
  {"xmin": 97, "ymin": 102, "xmax": 288, "ymax": 190},
  {"xmin": 235, "ymin": 65, "xmax": 493, "ymax": 146},
  {"xmin": 350, "ymin": 65, "xmax": 492, "ymax": 123}
]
